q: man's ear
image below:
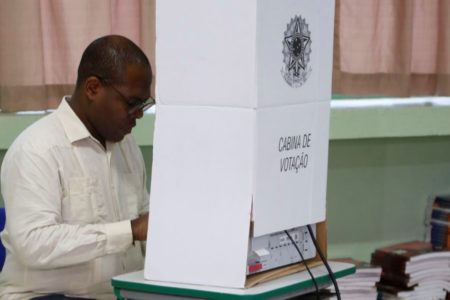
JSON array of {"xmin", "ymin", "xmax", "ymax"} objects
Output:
[{"xmin": 85, "ymin": 76, "xmax": 102, "ymax": 102}]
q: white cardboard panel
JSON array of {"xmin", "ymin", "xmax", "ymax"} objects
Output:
[
  {"xmin": 145, "ymin": 102, "xmax": 330, "ymax": 287},
  {"xmin": 145, "ymin": 105, "xmax": 254, "ymax": 288},
  {"xmin": 310, "ymin": 102, "xmax": 330, "ymax": 221},
  {"xmin": 253, "ymin": 101, "xmax": 330, "ymax": 236},
  {"xmin": 156, "ymin": 0, "xmax": 335, "ymax": 108},
  {"xmin": 256, "ymin": 0, "xmax": 335, "ymax": 106},
  {"xmin": 156, "ymin": 0, "xmax": 257, "ymax": 107}
]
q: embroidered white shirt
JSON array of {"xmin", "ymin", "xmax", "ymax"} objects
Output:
[{"xmin": 0, "ymin": 97, "xmax": 149, "ymax": 300}]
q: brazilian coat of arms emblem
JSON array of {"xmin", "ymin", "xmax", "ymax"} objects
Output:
[{"xmin": 281, "ymin": 15, "xmax": 312, "ymax": 88}]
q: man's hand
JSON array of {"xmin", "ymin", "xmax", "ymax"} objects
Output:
[{"xmin": 131, "ymin": 212, "xmax": 149, "ymax": 242}]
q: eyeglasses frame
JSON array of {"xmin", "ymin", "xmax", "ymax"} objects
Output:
[{"xmin": 93, "ymin": 74, "xmax": 155, "ymax": 115}]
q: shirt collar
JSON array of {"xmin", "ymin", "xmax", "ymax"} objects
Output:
[{"xmin": 56, "ymin": 96, "xmax": 92, "ymax": 143}]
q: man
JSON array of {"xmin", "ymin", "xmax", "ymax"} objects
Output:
[{"xmin": 0, "ymin": 35, "xmax": 152, "ymax": 299}]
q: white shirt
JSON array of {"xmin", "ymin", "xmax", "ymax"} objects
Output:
[{"xmin": 0, "ymin": 97, "xmax": 149, "ymax": 300}]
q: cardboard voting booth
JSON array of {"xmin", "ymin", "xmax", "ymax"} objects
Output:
[{"xmin": 145, "ymin": 0, "xmax": 335, "ymax": 289}]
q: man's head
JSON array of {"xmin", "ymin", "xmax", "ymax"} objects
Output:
[{"xmin": 73, "ymin": 35, "xmax": 153, "ymax": 145}]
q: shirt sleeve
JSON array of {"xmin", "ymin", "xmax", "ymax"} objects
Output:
[
  {"xmin": 1, "ymin": 148, "xmax": 134, "ymax": 270},
  {"xmin": 140, "ymin": 165, "xmax": 150, "ymax": 214},
  {"xmin": 129, "ymin": 135, "xmax": 149, "ymax": 215}
]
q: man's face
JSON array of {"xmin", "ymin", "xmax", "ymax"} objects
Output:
[{"xmin": 92, "ymin": 64, "xmax": 152, "ymax": 143}]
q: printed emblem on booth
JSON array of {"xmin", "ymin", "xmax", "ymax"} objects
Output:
[{"xmin": 282, "ymin": 15, "xmax": 312, "ymax": 88}]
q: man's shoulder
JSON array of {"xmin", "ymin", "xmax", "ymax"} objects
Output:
[
  {"xmin": 117, "ymin": 134, "xmax": 145, "ymax": 163},
  {"xmin": 121, "ymin": 134, "xmax": 142, "ymax": 153},
  {"xmin": 8, "ymin": 113, "xmax": 64, "ymax": 155},
  {"xmin": 122, "ymin": 133, "xmax": 139, "ymax": 146}
]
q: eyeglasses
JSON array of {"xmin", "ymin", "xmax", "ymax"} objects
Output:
[
  {"xmin": 108, "ymin": 84, "xmax": 155, "ymax": 115},
  {"xmin": 94, "ymin": 75, "xmax": 155, "ymax": 115}
]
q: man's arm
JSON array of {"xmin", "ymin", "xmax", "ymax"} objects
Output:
[
  {"xmin": 131, "ymin": 212, "xmax": 148, "ymax": 241},
  {"xmin": 1, "ymin": 149, "xmax": 142, "ymax": 269}
]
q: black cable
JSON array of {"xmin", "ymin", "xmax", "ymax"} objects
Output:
[
  {"xmin": 284, "ymin": 230, "xmax": 320, "ymax": 300},
  {"xmin": 307, "ymin": 224, "xmax": 341, "ymax": 300}
]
